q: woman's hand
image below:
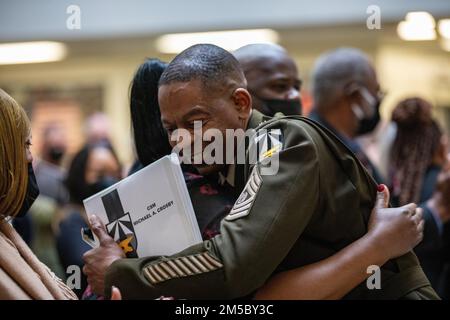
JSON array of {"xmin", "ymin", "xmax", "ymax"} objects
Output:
[
  {"xmin": 111, "ymin": 286, "xmax": 122, "ymax": 300},
  {"xmin": 367, "ymin": 185, "xmax": 424, "ymax": 260},
  {"xmin": 254, "ymin": 185, "xmax": 425, "ymax": 300}
]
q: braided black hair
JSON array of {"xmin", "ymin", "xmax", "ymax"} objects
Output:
[{"xmin": 390, "ymin": 97, "xmax": 443, "ymax": 205}]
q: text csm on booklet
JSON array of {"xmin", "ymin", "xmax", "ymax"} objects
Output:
[{"xmin": 83, "ymin": 154, "xmax": 202, "ymax": 258}]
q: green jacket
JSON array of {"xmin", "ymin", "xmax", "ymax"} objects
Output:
[{"xmin": 105, "ymin": 111, "xmax": 437, "ymax": 299}]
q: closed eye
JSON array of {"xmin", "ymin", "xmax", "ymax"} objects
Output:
[{"xmin": 187, "ymin": 119, "xmax": 208, "ymax": 130}]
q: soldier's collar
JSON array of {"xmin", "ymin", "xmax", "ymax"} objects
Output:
[{"xmin": 247, "ymin": 109, "xmax": 267, "ymax": 130}]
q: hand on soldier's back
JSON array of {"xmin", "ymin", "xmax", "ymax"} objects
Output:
[{"xmin": 367, "ymin": 185, "xmax": 424, "ymax": 260}]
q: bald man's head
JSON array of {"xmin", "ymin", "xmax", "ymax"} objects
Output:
[
  {"xmin": 159, "ymin": 43, "xmax": 246, "ymax": 96},
  {"xmin": 311, "ymin": 47, "xmax": 381, "ymax": 137},
  {"xmin": 158, "ymin": 44, "xmax": 253, "ymax": 175},
  {"xmin": 234, "ymin": 43, "xmax": 288, "ymax": 73},
  {"xmin": 234, "ymin": 43, "xmax": 302, "ymax": 116},
  {"xmin": 311, "ymin": 47, "xmax": 377, "ymax": 110}
]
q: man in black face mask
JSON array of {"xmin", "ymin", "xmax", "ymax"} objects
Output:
[
  {"xmin": 308, "ymin": 47, "xmax": 384, "ymax": 183},
  {"xmin": 34, "ymin": 124, "xmax": 69, "ymax": 206},
  {"xmin": 234, "ymin": 43, "xmax": 302, "ymax": 116}
]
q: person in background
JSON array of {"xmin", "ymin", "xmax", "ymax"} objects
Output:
[
  {"xmin": 389, "ymin": 97, "xmax": 447, "ymax": 206},
  {"xmin": 128, "ymin": 58, "xmax": 171, "ymax": 174},
  {"xmin": 389, "ymin": 97, "xmax": 449, "ymax": 298},
  {"xmin": 415, "ymin": 168, "xmax": 450, "ymax": 298},
  {"xmin": 442, "ymin": 199, "xmax": 450, "ymax": 300},
  {"xmin": 34, "ymin": 124, "xmax": 69, "ymax": 205},
  {"xmin": 0, "ymin": 88, "xmax": 77, "ymax": 300},
  {"xmin": 308, "ymin": 47, "xmax": 384, "ymax": 183},
  {"xmin": 55, "ymin": 142, "xmax": 121, "ymax": 298},
  {"xmin": 85, "ymin": 112, "xmax": 112, "ymax": 146},
  {"xmin": 234, "ymin": 43, "xmax": 302, "ymax": 116}
]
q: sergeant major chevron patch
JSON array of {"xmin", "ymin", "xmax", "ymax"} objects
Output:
[{"xmin": 225, "ymin": 166, "xmax": 263, "ymax": 221}]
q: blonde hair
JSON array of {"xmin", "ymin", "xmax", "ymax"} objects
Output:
[{"xmin": 0, "ymin": 88, "xmax": 31, "ymax": 218}]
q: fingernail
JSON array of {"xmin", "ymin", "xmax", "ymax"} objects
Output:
[
  {"xmin": 377, "ymin": 184, "xmax": 385, "ymax": 192},
  {"xmin": 88, "ymin": 215, "xmax": 97, "ymax": 226}
]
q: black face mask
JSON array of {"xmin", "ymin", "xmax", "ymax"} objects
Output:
[
  {"xmin": 48, "ymin": 147, "xmax": 65, "ymax": 163},
  {"xmin": 16, "ymin": 163, "xmax": 40, "ymax": 217},
  {"xmin": 85, "ymin": 176, "xmax": 119, "ymax": 199},
  {"xmin": 258, "ymin": 98, "xmax": 302, "ymax": 117},
  {"xmin": 356, "ymin": 97, "xmax": 381, "ymax": 136}
]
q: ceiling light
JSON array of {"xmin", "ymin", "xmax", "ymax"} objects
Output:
[
  {"xmin": 0, "ymin": 41, "xmax": 67, "ymax": 65},
  {"xmin": 397, "ymin": 11, "xmax": 437, "ymax": 41},
  {"xmin": 156, "ymin": 29, "xmax": 279, "ymax": 54},
  {"xmin": 438, "ymin": 19, "xmax": 450, "ymax": 39}
]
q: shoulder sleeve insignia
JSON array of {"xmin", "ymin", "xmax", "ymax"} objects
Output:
[
  {"xmin": 225, "ymin": 166, "xmax": 262, "ymax": 221},
  {"xmin": 250, "ymin": 128, "xmax": 284, "ymax": 163}
]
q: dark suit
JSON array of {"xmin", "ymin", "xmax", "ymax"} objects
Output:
[{"xmin": 415, "ymin": 204, "xmax": 450, "ymax": 299}]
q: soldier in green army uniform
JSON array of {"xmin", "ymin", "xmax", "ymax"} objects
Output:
[{"xmin": 83, "ymin": 44, "xmax": 438, "ymax": 299}]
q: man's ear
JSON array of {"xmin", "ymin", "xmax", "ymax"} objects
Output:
[
  {"xmin": 231, "ymin": 88, "xmax": 252, "ymax": 120},
  {"xmin": 343, "ymin": 82, "xmax": 361, "ymax": 103}
]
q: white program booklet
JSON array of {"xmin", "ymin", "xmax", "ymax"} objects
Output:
[{"xmin": 83, "ymin": 153, "xmax": 202, "ymax": 258}]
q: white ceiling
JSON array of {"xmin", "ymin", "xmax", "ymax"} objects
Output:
[{"xmin": 1, "ymin": 0, "xmax": 449, "ymax": 41}]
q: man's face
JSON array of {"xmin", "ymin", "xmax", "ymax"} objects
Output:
[
  {"xmin": 42, "ymin": 127, "xmax": 67, "ymax": 163},
  {"xmin": 339, "ymin": 64, "xmax": 382, "ymax": 137},
  {"xmin": 364, "ymin": 66, "xmax": 381, "ymax": 103},
  {"xmin": 244, "ymin": 53, "xmax": 301, "ymax": 113},
  {"xmin": 45, "ymin": 129, "xmax": 67, "ymax": 149},
  {"xmin": 85, "ymin": 147, "xmax": 122, "ymax": 184},
  {"xmin": 350, "ymin": 65, "xmax": 381, "ymax": 118},
  {"xmin": 159, "ymin": 79, "xmax": 251, "ymax": 176}
]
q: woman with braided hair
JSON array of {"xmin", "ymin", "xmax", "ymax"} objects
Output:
[{"xmin": 389, "ymin": 97, "xmax": 448, "ymax": 207}]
